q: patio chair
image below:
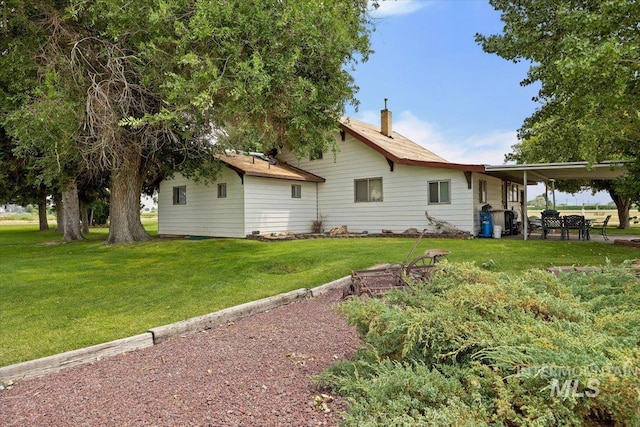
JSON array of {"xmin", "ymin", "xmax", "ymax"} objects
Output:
[
  {"xmin": 562, "ymin": 215, "xmax": 587, "ymax": 240},
  {"xmin": 588, "ymin": 215, "xmax": 612, "ymax": 241},
  {"xmin": 541, "ymin": 210, "xmax": 562, "ymax": 239},
  {"xmin": 527, "ymin": 216, "xmax": 542, "ymax": 237}
]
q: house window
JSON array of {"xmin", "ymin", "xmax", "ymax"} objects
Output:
[
  {"xmin": 479, "ymin": 180, "xmax": 487, "ymax": 204},
  {"xmin": 355, "ymin": 178, "xmax": 383, "ymax": 202},
  {"xmin": 172, "ymin": 185, "xmax": 186, "ymax": 205},
  {"xmin": 217, "ymin": 183, "xmax": 227, "ymax": 198},
  {"xmin": 291, "ymin": 184, "xmax": 301, "ymax": 199},
  {"xmin": 428, "ymin": 180, "xmax": 450, "ymax": 204},
  {"xmin": 510, "ymin": 183, "xmax": 519, "ymax": 202}
]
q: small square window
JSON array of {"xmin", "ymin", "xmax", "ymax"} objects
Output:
[
  {"xmin": 479, "ymin": 180, "xmax": 487, "ymax": 204},
  {"xmin": 217, "ymin": 183, "xmax": 227, "ymax": 198},
  {"xmin": 291, "ymin": 184, "xmax": 301, "ymax": 198},
  {"xmin": 428, "ymin": 180, "xmax": 450, "ymax": 204},
  {"xmin": 354, "ymin": 178, "xmax": 383, "ymax": 202},
  {"xmin": 172, "ymin": 185, "xmax": 186, "ymax": 205}
]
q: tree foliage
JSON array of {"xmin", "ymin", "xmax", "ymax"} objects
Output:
[{"xmin": 475, "ymin": 0, "xmax": 640, "ymax": 224}]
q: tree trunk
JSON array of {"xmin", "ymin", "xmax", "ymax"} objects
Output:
[
  {"xmin": 609, "ymin": 189, "xmax": 632, "ymax": 229},
  {"xmin": 80, "ymin": 200, "xmax": 90, "ymax": 234},
  {"xmin": 106, "ymin": 148, "xmax": 150, "ymax": 244},
  {"xmin": 61, "ymin": 180, "xmax": 84, "ymax": 241},
  {"xmin": 37, "ymin": 194, "xmax": 49, "ymax": 231},
  {"xmin": 54, "ymin": 194, "xmax": 64, "ymax": 233}
]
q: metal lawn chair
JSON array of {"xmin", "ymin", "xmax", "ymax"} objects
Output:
[{"xmin": 588, "ymin": 215, "xmax": 612, "ymax": 241}]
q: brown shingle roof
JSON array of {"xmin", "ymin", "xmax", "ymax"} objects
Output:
[
  {"xmin": 216, "ymin": 152, "xmax": 325, "ymax": 182},
  {"xmin": 340, "ymin": 117, "xmax": 484, "ymax": 172}
]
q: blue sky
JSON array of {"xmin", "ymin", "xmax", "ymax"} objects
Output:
[{"xmin": 345, "ymin": 0, "xmax": 613, "ymax": 205}]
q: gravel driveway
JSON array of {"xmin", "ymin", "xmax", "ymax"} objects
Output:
[{"xmin": 0, "ymin": 288, "xmax": 362, "ymax": 426}]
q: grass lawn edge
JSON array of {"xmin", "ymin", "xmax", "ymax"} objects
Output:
[{"xmin": 0, "ymin": 276, "xmax": 351, "ymax": 384}]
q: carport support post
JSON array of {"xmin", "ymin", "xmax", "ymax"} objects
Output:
[{"xmin": 523, "ymin": 170, "xmax": 528, "ymax": 240}]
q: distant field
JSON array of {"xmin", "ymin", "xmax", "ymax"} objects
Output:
[
  {"xmin": 528, "ymin": 208, "xmax": 640, "ymax": 228},
  {"xmin": 0, "ymin": 212, "xmax": 158, "ymax": 226}
]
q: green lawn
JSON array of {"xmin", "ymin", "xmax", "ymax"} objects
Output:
[{"xmin": 1, "ymin": 222, "xmax": 638, "ymax": 367}]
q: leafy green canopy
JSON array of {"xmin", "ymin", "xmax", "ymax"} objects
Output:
[
  {"xmin": 320, "ymin": 262, "xmax": 640, "ymax": 426},
  {"xmin": 61, "ymin": 0, "xmax": 373, "ymax": 168},
  {"xmin": 1, "ymin": 1, "xmax": 372, "ymax": 189},
  {"xmin": 477, "ymin": 0, "xmax": 640, "ymax": 164}
]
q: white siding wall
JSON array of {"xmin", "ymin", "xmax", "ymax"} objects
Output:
[
  {"xmin": 279, "ymin": 136, "xmax": 476, "ymax": 233},
  {"xmin": 244, "ymin": 177, "xmax": 318, "ymax": 235},
  {"xmin": 158, "ymin": 169, "xmax": 245, "ymax": 238}
]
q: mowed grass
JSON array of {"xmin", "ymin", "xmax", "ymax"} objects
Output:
[{"xmin": 1, "ymin": 222, "xmax": 638, "ymax": 367}]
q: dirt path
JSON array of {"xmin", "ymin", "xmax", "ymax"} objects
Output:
[{"xmin": 0, "ymin": 289, "xmax": 362, "ymax": 426}]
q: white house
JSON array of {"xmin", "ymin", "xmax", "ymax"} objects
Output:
[{"xmin": 158, "ymin": 109, "xmax": 524, "ymax": 238}]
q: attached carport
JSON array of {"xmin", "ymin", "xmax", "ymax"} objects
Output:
[{"xmin": 483, "ymin": 161, "xmax": 629, "ymax": 239}]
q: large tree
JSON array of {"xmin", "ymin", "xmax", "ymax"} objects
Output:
[
  {"xmin": 477, "ymin": 0, "xmax": 640, "ymax": 227},
  {"xmin": 1, "ymin": 1, "xmax": 84, "ymax": 238},
  {"xmin": 2, "ymin": 0, "xmax": 373, "ymax": 243}
]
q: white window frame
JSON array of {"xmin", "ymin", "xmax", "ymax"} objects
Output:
[
  {"xmin": 291, "ymin": 184, "xmax": 302, "ymax": 199},
  {"xmin": 354, "ymin": 177, "xmax": 383, "ymax": 203},
  {"xmin": 510, "ymin": 183, "xmax": 519, "ymax": 202},
  {"xmin": 172, "ymin": 185, "xmax": 186, "ymax": 205},
  {"xmin": 428, "ymin": 180, "xmax": 451, "ymax": 204},
  {"xmin": 217, "ymin": 183, "xmax": 227, "ymax": 198},
  {"xmin": 479, "ymin": 179, "xmax": 487, "ymax": 204}
]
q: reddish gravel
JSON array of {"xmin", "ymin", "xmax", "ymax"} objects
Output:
[{"xmin": 0, "ymin": 288, "xmax": 362, "ymax": 426}]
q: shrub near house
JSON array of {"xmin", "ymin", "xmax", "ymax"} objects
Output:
[{"xmin": 319, "ymin": 262, "xmax": 640, "ymax": 426}]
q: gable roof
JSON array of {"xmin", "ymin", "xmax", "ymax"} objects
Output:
[
  {"xmin": 216, "ymin": 152, "xmax": 325, "ymax": 183},
  {"xmin": 340, "ymin": 117, "xmax": 484, "ymax": 173}
]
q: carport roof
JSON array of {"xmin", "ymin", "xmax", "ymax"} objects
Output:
[{"xmin": 484, "ymin": 161, "xmax": 630, "ymax": 185}]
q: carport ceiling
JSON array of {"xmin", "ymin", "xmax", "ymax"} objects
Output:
[{"xmin": 484, "ymin": 161, "xmax": 630, "ymax": 185}]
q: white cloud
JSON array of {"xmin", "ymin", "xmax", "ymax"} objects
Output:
[
  {"xmin": 459, "ymin": 131, "xmax": 519, "ymax": 165},
  {"xmin": 354, "ymin": 109, "xmax": 518, "ymax": 165},
  {"xmin": 368, "ymin": 0, "xmax": 430, "ymax": 17}
]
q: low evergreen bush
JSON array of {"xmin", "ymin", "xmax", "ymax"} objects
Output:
[{"xmin": 318, "ymin": 262, "xmax": 640, "ymax": 426}]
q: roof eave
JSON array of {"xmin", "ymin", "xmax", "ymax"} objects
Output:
[
  {"xmin": 243, "ymin": 171, "xmax": 325, "ymax": 183},
  {"xmin": 216, "ymin": 156, "xmax": 326, "ymax": 183},
  {"xmin": 340, "ymin": 123, "xmax": 484, "ymax": 172},
  {"xmin": 398, "ymin": 159, "xmax": 485, "ymax": 172}
]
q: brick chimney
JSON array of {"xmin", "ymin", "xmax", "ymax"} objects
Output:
[{"xmin": 381, "ymin": 98, "xmax": 392, "ymax": 138}]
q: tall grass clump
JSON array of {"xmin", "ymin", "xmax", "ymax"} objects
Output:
[{"xmin": 318, "ymin": 262, "xmax": 640, "ymax": 426}]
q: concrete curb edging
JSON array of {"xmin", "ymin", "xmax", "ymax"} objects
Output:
[
  {"xmin": 309, "ymin": 276, "xmax": 351, "ymax": 297},
  {"xmin": 0, "ymin": 276, "xmax": 351, "ymax": 384},
  {"xmin": 149, "ymin": 288, "xmax": 311, "ymax": 344},
  {"xmin": 0, "ymin": 333, "xmax": 154, "ymax": 383}
]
